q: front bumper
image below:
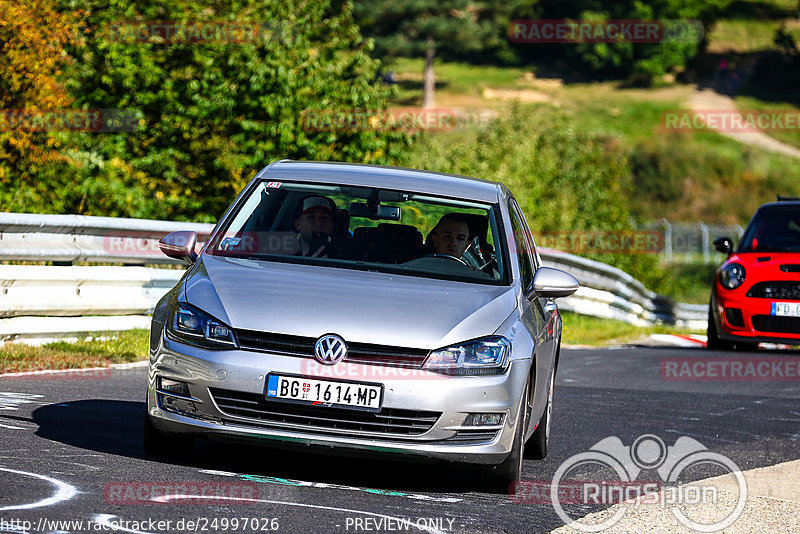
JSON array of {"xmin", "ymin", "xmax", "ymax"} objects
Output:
[
  {"xmin": 147, "ymin": 329, "xmax": 529, "ymax": 466},
  {"xmin": 714, "ymin": 289, "xmax": 800, "ymax": 344}
]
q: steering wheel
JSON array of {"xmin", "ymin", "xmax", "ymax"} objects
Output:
[{"xmin": 425, "ymin": 252, "xmax": 468, "ymax": 266}]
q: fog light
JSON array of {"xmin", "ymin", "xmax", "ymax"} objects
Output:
[
  {"xmin": 464, "ymin": 413, "xmax": 504, "ymax": 426},
  {"xmin": 158, "ymin": 377, "xmax": 190, "ymax": 397}
]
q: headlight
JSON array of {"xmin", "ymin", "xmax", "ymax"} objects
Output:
[
  {"xmin": 166, "ymin": 303, "xmax": 238, "ymax": 349},
  {"xmin": 719, "ymin": 263, "xmax": 746, "ymax": 290},
  {"xmin": 422, "ymin": 336, "xmax": 510, "ymax": 375}
]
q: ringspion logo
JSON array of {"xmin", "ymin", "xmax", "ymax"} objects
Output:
[{"xmin": 512, "ymin": 434, "xmax": 747, "ymax": 532}]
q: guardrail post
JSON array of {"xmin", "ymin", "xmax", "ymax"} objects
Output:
[
  {"xmin": 661, "ymin": 219, "xmax": 673, "ymax": 264},
  {"xmin": 700, "ymin": 222, "xmax": 710, "ymax": 264}
]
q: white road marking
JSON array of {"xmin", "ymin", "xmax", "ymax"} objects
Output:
[
  {"xmin": 0, "ymin": 468, "xmax": 77, "ymax": 511},
  {"xmin": 0, "ymin": 392, "xmax": 46, "ymax": 411},
  {"xmin": 93, "ymin": 515, "xmax": 153, "ymax": 534},
  {"xmin": 0, "ymin": 422, "xmax": 24, "ymax": 429}
]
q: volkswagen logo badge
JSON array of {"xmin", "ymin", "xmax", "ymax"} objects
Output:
[{"xmin": 314, "ymin": 334, "xmax": 347, "ymax": 365}]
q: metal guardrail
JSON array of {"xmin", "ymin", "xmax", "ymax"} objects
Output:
[
  {"xmin": 0, "ymin": 213, "xmax": 708, "ymax": 342},
  {"xmin": 539, "ymin": 248, "xmax": 707, "ymax": 330},
  {"xmin": 0, "ymin": 212, "xmax": 213, "ymax": 264}
]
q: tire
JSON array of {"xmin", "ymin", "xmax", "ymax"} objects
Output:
[
  {"xmin": 526, "ymin": 369, "xmax": 553, "ymax": 460},
  {"xmin": 487, "ymin": 380, "xmax": 529, "ymax": 492},
  {"xmin": 143, "ymin": 412, "xmax": 194, "ymax": 458},
  {"xmin": 707, "ymin": 307, "xmax": 758, "ymax": 351},
  {"xmin": 707, "ymin": 308, "xmax": 734, "ymax": 350}
]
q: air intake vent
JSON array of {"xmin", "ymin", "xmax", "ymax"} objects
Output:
[{"xmin": 752, "ymin": 315, "xmax": 800, "ymax": 334}]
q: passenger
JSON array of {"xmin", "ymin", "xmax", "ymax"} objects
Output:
[
  {"xmin": 429, "ymin": 213, "xmax": 471, "ymax": 259},
  {"xmin": 294, "ymin": 195, "xmax": 336, "ymax": 257}
]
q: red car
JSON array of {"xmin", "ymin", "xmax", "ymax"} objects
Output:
[{"xmin": 708, "ymin": 198, "xmax": 800, "ymax": 350}]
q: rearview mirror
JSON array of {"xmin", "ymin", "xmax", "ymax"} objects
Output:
[
  {"xmin": 713, "ymin": 236, "xmax": 733, "ymax": 255},
  {"xmin": 532, "ymin": 267, "xmax": 579, "ymax": 298},
  {"xmin": 349, "ymin": 202, "xmax": 401, "ymax": 221},
  {"xmin": 159, "ymin": 231, "xmax": 198, "ymax": 264}
]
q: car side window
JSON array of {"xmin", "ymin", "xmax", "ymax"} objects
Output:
[{"xmin": 508, "ymin": 199, "xmax": 535, "ymax": 290}]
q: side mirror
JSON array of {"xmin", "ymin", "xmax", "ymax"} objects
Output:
[
  {"xmin": 532, "ymin": 267, "xmax": 579, "ymax": 298},
  {"xmin": 159, "ymin": 231, "xmax": 198, "ymax": 264},
  {"xmin": 713, "ymin": 236, "xmax": 733, "ymax": 255}
]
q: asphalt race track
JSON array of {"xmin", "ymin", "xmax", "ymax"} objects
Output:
[{"xmin": 1, "ymin": 345, "xmax": 798, "ymax": 534}]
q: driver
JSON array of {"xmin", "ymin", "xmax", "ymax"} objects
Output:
[
  {"xmin": 429, "ymin": 213, "xmax": 471, "ymax": 259},
  {"xmin": 294, "ymin": 195, "xmax": 336, "ymax": 257}
]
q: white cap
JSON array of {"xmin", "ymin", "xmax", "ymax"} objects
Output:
[{"xmin": 300, "ymin": 196, "xmax": 336, "ymax": 215}]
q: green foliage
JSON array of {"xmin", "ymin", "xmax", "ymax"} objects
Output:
[
  {"xmin": 628, "ymin": 130, "xmax": 800, "ymax": 224},
  {"xmin": 531, "ymin": 0, "xmax": 732, "ymax": 84},
  {"xmin": 774, "ymin": 23, "xmax": 798, "ymax": 54},
  {"xmin": 353, "ymin": 0, "xmax": 524, "ymax": 62},
  {"xmin": 30, "ymin": 0, "xmax": 409, "ymax": 221},
  {"xmin": 407, "ymin": 104, "xmax": 664, "ymax": 285}
]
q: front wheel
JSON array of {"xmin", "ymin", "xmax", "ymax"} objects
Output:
[
  {"xmin": 143, "ymin": 412, "xmax": 194, "ymax": 458},
  {"xmin": 707, "ymin": 307, "xmax": 734, "ymax": 350},
  {"xmin": 707, "ymin": 307, "xmax": 757, "ymax": 351},
  {"xmin": 486, "ymin": 381, "xmax": 529, "ymax": 492},
  {"xmin": 526, "ymin": 369, "xmax": 553, "ymax": 460}
]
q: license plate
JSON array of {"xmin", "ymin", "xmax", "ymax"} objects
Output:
[
  {"xmin": 265, "ymin": 374, "xmax": 382, "ymax": 411},
  {"xmin": 771, "ymin": 302, "xmax": 800, "ymax": 317}
]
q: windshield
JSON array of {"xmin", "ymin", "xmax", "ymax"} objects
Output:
[
  {"xmin": 738, "ymin": 206, "xmax": 800, "ymax": 253},
  {"xmin": 207, "ymin": 180, "xmax": 508, "ymax": 284}
]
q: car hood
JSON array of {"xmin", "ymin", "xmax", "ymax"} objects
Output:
[{"xmin": 182, "ymin": 255, "xmax": 517, "ymax": 350}]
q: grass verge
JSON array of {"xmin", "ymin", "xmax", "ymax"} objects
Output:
[
  {"xmin": 0, "ymin": 329, "xmax": 149, "ymax": 374},
  {"xmin": 561, "ymin": 312, "xmax": 704, "ymax": 347}
]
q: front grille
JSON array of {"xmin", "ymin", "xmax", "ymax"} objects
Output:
[
  {"xmin": 446, "ymin": 430, "xmax": 499, "ymax": 444},
  {"xmin": 752, "ymin": 315, "xmax": 800, "ymax": 334},
  {"xmin": 209, "ymin": 388, "xmax": 440, "ymax": 436},
  {"xmin": 746, "ymin": 282, "xmax": 800, "ymax": 300},
  {"xmin": 235, "ymin": 329, "xmax": 430, "ymax": 368}
]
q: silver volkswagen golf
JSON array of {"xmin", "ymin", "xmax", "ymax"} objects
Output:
[{"xmin": 145, "ymin": 160, "xmax": 578, "ymax": 488}]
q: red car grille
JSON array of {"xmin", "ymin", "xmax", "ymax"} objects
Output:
[
  {"xmin": 746, "ymin": 282, "xmax": 800, "ymax": 300},
  {"xmin": 752, "ymin": 315, "xmax": 800, "ymax": 334}
]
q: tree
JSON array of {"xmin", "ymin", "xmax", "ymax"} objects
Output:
[
  {"xmin": 530, "ymin": 0, "xmax": 732, "ymax": 85},
  {"xmin": 54, "ymin": 0, "xmax": 409, "ymax": 220},
  {"xmin": 353, "ymin": 1, "xmax": 501, "ymax": 107},
  {"xmin": 0, "ymin": 0, "xmax": 84, "ymax": 209}
]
